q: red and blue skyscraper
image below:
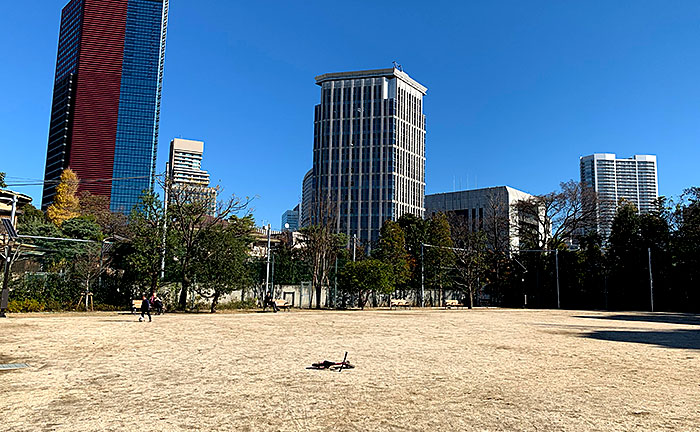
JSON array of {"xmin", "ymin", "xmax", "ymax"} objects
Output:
[{"xmin": 42, "ymin": 0, "xmax": 169, "ymax": 213}]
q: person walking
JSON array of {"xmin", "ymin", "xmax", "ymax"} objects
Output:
[{"xmin": 139, "ymin": 294, "xmax": 152, "ymax": 322}]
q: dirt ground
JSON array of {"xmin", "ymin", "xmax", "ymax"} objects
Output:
[{"xmin": 1, "ymin": 308, "xmax": 699, "ymax": 431}]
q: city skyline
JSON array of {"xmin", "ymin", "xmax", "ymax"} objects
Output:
[{"xmin": 3, "ymin": 1, "xmax": 700, "ymax": 229}]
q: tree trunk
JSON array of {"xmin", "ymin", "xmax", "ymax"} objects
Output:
[
  {"xmin": 210, "ymin": 290, "xmax": 220, "ymax": 313},
  {"xmin": 179, "ymin": 272, "xmax": 190, "ymax": 310},
  {"xmin": 468, "ymin": 287, "xmax": 474, "ymax": 309}
]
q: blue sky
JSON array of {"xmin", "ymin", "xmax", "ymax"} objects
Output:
[{"xmin": 2, "ymin": 1, "xmax": 700, "ymax": 229}]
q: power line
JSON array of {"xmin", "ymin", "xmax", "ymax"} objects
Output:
[{"xmin": 6, "ymin": 174, "xmax": 164, "ymax": 188}]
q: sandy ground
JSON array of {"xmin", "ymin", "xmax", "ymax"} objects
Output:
[{"xmin": 1, "ymin": 308, "xmax": 699, "ymax": 432}]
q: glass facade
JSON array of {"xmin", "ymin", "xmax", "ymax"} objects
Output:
[
  {"xmin": 111, "ymin": 0, "xmax": 168, "ymax": 213},
  {"xmin": 311, "ymin": 69, "xmax": 427, "ymax": 244},
  {"xmin": 42, "ymin": 0, "xmax": 84, "ymax": 208},
  {"xmin": 42, "ymin": 0, "xmax": 168, "ymax": 214}
]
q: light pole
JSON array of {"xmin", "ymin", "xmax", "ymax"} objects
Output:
[
  {"xmin": 555, "ymin": 249, "xmax": 560, "ymax": 309},
  {"xmin": 265, "ymin": 224, "xmax": 271, "ymax": 296},
  {"xmin": 420, "ymin": 243, "xmax": 425, "ymax": 307},
  {"xmin": 648, "ymin": 247, "xmax": 654, "ymax": 312}
]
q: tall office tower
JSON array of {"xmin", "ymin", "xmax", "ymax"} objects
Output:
[
  {"xmin": 281, "ymin": 205, "xmax": 300, "ymax": 231},
  {"xmin": 168, "ymin": 138, "xmax": 217, "ymax": 214},
  {"xmin": 42, "ymin": 0, "xmax": 169, "ymax": 213},
  {"xmin": 311, "ymin": 68, "xmax": 427, "ymax": 243},
  {"xmin": 300, "ymin": 168, "xmax": 313, "ymax": 228},
  {"xmin": 580, "ymin": 154, "xmax": 659, "ymax": 239}
]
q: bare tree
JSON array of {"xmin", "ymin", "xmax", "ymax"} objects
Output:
[
  {"xmin": 513, "ymin": 180, "xmax": 598, "ymax": 250},
  {"xmin": 299, "ymin": 194, "xmax": 344, "ymax": 309},
  {"xmin": 448, "ymin": 213, "xmax": 488, "ymax": 309},
  {"xmin": 164, "ymin": 179, "xmax": 252, "ymax": 309}
]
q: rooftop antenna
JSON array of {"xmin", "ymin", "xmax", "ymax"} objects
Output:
[{"xmin": 392, "ymin": 61, "xmax": 403, "ymax": 72}]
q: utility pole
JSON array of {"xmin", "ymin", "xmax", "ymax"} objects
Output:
[
  {"xmin": 160, "ymin": 162, "xmax": 170, "ymax": 280},
  {"xmin": 265, "ymin": 224, "xmax": 271, "ymax": 296},
  {"xmin": 421, "ymin": 243, "xmax": 425, "ymax": 307},
  {"xmin": 648, "ymin": 247, "xmax": 654, "ymax": 312},
  {"xmin": 555, "ymin": 249, "xmax": 560, "ymax": 309},
  {"xmin": 0, "ymin": 244, "xmax": 11, "ymax": 317}
]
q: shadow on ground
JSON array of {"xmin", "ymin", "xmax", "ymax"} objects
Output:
[
  {"xmin": 575, "ymin": 313, "xmax": 700, "ymax": 326},
  {"xmin": 582, "ymin": 329, "xmax": 700, "ymax": 350}
]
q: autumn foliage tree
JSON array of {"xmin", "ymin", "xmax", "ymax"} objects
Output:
[{"xmin": 47, "ymin": 169, "xmax": 80, "ymax": 226}]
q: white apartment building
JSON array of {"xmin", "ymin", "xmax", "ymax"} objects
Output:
[
  {"xmin": 168, "ymin": 138, "xmax": 217, "ymax": 214},
  {"xmin": 580, "ymin": 153, "xmax": 659, "ymax": 239}
]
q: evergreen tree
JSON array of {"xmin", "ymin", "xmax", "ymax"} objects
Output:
[
  {"xmin": 425, "ymin": 212, "xmax": 454, "ymax": 306},
  {"xmin": 374, "ymin": 220, "xmax": 410, "ymax": 292},
  {"xmin": 607, "ymin": 201, "xmax": 644, "ymax": 310}
]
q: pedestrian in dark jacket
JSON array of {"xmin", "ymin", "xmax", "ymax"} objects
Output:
[{"xmin": 139, "ymin": 294, "xmax": 151, "ymax": 322}]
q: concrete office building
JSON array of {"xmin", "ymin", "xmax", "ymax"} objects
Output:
[
  {"xmin": 310, "ymin": 67, "xmax": 427, "ymax": 243},
  {"xmin": 281, "ymin": 205, "xmax": 300, "ymax": 231},
  {"xmin": 580, "ymin": 154, "xmax": 659, "ymax": 239},
  {"xmin": 425, "ymin": 186, "xmax": 538, "ymax": 251},
  {"xmin": 168, "ymin": 138, "xmax": 217, "ymax": 214},
  {"xmin": 42, "ymin": 0, "xmax": 169, "ymax": 213}
]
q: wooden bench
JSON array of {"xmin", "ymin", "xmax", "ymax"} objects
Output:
[
  {"xmin": 265, "ymin": 299, "xmax": 291, "ymax": 311},
  {"xmin": 445, "ymin": 299, "xmax": 465, "ymax": 309},
  {"xmin": 390, "ymin": 299, "xmax": 411, "ymax": 310},
  {"xmin": 275, "ymin": 299, "xmax": 291, "ymax": 311}
]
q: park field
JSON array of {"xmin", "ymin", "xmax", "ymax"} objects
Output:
[{"xmin": 1, "ymin": 308, "xmax": 699, "ymax": 431}]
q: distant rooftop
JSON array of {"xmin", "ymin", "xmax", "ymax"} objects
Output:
[{"xmin": 315, "ymin": 67, "xmax": 427, "ymax": 94}]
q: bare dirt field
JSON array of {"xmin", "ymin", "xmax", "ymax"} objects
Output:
[{"xmin": 1, "ymin": 308, "xmax": 699, "ymax": 431}]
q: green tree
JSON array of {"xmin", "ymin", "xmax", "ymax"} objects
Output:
[
  {"xmin": 671, "ymin": 188, "xmax": 700, "ymax": 311},
  {"xmin": 425, "ymin": 212, "xmax": 454, "ymax": 306},
  {"xmin": 374, "ymin": 220, "xmax": 410, "ymax": 290},
  {"xmin": 47, "ymin": 169, "xmax": 80, "ymax": 227},
  {"xmin": 607, "ymin": 201, "xmax": 644, "ymax": 310},
  {"xmin": 0, "ymin": 172, "xmax": 6, "ymax": 188},
  {"xmin": 338, "ymin": 259, "xmax": 394, "ymax": 309},
  {"xmin": 397, "ymin": 214, "xmax": 428, "ymax": 300},
  {"xmin": 166, "ymin": 181, "xmax": 251, "ymax": 309},
  {"xmin": 117, "ymin": 192, "xmax": 170, "ymax": 297},
  {"xmin": 193, "ymin": 216, "xmax": 255, "ymax": 312}
]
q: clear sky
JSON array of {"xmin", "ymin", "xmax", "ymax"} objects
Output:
[{"xmin": 2, "ymin": 1, "xmax": 700, "ymax": 229}]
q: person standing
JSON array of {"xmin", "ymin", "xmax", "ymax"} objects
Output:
[{"xmin": 139, "ymin": 294, "xmax": 152, "ymax": 322}]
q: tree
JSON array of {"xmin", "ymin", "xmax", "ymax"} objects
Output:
[
  {"xmin": 299, "ymin": 196, "xmax": 344, "ymax": 309},
  {"xmin": 514, "ymin": 180, "xmax": 598, "ymax": 249},
  {"xmin": 79, "ymin": 191, "xmax": 128, "ymax": 237},
  {"xmin": 338, "ymin": 259, "xmax": 394, "ymax": 309},
  {"xmin": 606, "ymin": 201, "xmax": 643, "ymax": 310},
  {"xmin": 60, "ymin": 217, "xmax": 105, "ymax": 307},
  {"xmin": 0, "ymin": 172, "xmax": 6, "ymax": 188},
  {"xmin": 671, "ymin": 188, "xmax": 700, "ymax": 311},
  {"xmin": 166, "ymin": 181, "xmax": 251, "ymax": 309},
  {"xmin": 449, "ymin": 215, "xmax": 488, "ymax": 309},
  {"xmin": 424, "ymin": 212, "xmax": 454, "ymax": 306},
  {"xmin": 119, "ymin": 192, "xmax": 169, "ymax": 297},
  {"xmin": 192, "ymin": 216, "xmax": 255, "ymax": 312},
  {"xmin": 397, "ymin": 214, "xmax": 428, "ymax": 300},
  {"xmin": 374, "ymin": 220, "xmax": 410, "ymax": 290},
  {"xmin": 47, "ymin": 169, "xmax": 80, "ymax": 227}
]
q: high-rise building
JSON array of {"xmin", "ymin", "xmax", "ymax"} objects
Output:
[
  {"xmin": 168, "ymin": 138, "xmax": 217, "ymax": 215},
  {"xmin": 42, "ymin": 0, "xmax": 169, "ymax": 213},
  {"xmin": 281, "ymin": 205, "xmax": 300, "ymax": 231},
  {"xmin": 300, "ymin": 168, "xmax": 313, "ymax": 228},
  {"xmin": 310, "ymin": 67, "xmax": 427, "ymax": 243},
  {"xmin": 580, "ymin": 154, "xmax": 659, "ymax": 239}
]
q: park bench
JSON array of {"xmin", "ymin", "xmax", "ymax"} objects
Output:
[
  {"xmin": 131, "ymin": 299, "xmax": 164, "ymax": 315},
  {"xmin": 390, "ymin": 299, "xmax": 411, "ymax": 310},
  {"xmin": 445, "ymin": 299, "xmax": 465, "ymax": 309},
  {"xmin": 275, "ymin": 299, "xmax": 291, "ymax": 311}
]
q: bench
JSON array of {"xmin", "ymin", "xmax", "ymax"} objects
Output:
[
  {"xmin": 390, "ymin": 299, "xmax": 411, "ymax": 309},
  {"xmin": 131, "ymin": 299, "xmax": 164, "ymax": 315},
  {"xmin": 264, "ymin": 299, "xmax": 291, "ymax": 312},
  {"xmin": 445, "ymin": 299, "xmax": 465, "ymax": 309}
]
